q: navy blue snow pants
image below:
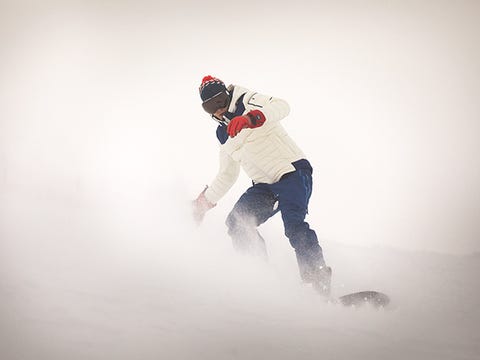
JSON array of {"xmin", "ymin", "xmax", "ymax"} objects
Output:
[{"xmin": 226, "ymin": 159, "xmax": 325, "ymax": 280}]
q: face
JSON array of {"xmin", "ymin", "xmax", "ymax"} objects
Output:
[{"xmin": 213, "ymin": 106, "xmax": 228, "ymax": 121}]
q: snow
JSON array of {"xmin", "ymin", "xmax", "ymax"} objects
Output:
[{"xmin": 1, "ymin": 191, "xmax": 479, "ymax": 360}]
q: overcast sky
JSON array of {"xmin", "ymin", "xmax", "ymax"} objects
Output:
[{"xmin": 1, "ymin": 0, "xmax": 479, "ymax": 254}]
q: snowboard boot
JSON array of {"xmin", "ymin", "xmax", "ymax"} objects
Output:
[
  {"xmin": 298, "ymin": 260, "xmax": 332, "ymax": 297},
  {"xmin": 311, "ymin": 265, "xmax": 332, "ymax": 297}
]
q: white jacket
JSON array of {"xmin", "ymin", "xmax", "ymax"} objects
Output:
[{"xmin": 204, "ymin": 85, "xmax": 306, "ymax": 204}]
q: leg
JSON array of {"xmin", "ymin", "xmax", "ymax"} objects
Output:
[
  {"xmin": 226, "ymin": 184, "xmax": 278, "ymax": 259},
  {"xmin": 273, "ymin": 167, "xmax": 331, "ymax": 294}
]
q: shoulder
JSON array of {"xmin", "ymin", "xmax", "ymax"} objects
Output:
[
  {"xmin": 228, "ymin": 85, "xmax": 255, "ymax": 107},
  {"xmin": 229, "ymin": 84, "xmax": 279, "ymax": 110}
]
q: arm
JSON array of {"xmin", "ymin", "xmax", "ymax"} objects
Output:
[
  {"xmin": 245, "ymin": 92, "xmax": 290, "ymax": 124},
  {"xmin": 227, "ymin": 91, "xmax": 290, "ymax": 137},
  {"xmin": 192, "ymin": 148, "xmax": 240, "ymax": 224},
  {"xmin": 204, "ymin": 148, "xmax": 240, "ymax": 204}
]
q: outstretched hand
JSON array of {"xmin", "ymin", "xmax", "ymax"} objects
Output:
[{"xmin": 192, "ymin": 186, "xmax": 216, "ymax": 225}]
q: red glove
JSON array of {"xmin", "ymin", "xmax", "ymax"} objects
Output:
[
  {"xmin": 227, "ymin": 110, "xmax": 266, "ymax": 137},
  {"xmin": 192, "ymin": 186, "xmax": 216, "ymax": 224}
]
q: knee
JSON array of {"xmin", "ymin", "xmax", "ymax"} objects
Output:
[
  {"xmin": 284, "ymin": 221, "xmax": 308, "ymax": 239},
  {"xmin": 226, "ymin": 210, "xmax": 255, "ymax": 235},
  {"xmin": 284, "ymin": 222, "xmax": 318, "ymax": 248},
  {"xmin": 225, "ymin": 210, "xmax": 237, "ymax": 233}
]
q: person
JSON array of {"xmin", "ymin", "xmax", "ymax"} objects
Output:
[{"xmin": 192, "ymin": 75, "xmax": 332, "ymax": 295}]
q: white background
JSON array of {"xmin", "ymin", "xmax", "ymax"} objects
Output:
[{"xmin": 1, "ymin": 0, "xmax": 479, "ymax": 254}]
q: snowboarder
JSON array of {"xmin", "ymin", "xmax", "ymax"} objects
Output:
[{"xmin": 192, "ymin": 75, "xmax": 331, "ymax": 295}]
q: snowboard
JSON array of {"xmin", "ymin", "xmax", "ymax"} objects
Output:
[{"xmin": 334, "ymin": 290, "xmax": 390, "ymax": 308}]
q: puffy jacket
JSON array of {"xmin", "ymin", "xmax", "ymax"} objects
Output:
[{"xmin": 204, "ymin": 84, "xmax": 306, "ymax": 204}]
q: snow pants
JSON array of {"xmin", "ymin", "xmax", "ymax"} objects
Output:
[{"xmin": 226, "ymin": 159, "xmax": 325, "ymax": 281}]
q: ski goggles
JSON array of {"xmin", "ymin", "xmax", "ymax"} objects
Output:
[{"xmin": 202, "ymin": 91, "xmax": 230, "ymax": 115}]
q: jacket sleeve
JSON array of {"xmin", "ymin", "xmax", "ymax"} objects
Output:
[
  {"xmin": 244, "ymin": 91, "xmax": 290, "ymax": 124},
  {"xmin": 204, "ymin": 148, "xmax": 240, "ymax": 204}
]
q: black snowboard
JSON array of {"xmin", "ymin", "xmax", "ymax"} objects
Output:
[{"xmin": 335, "ymin": 291, "xmax": 390, "ymax": 308}]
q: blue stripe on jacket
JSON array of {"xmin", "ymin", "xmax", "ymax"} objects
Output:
[{"xmin": 216, "ymin": 93, "xmax": 246, "ymax": 144}]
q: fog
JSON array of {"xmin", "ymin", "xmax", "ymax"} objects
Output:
[{"xmin": 1, "ymin": 1, "xmax": 479, "ymax": 359}]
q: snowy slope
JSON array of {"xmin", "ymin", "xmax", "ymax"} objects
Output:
[{"xmin": 1, "ymin": 192, "xmax": 479, "ymax": 360}]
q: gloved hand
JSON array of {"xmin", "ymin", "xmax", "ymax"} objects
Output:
[
  {"xmin": 192, "ymin": 186, "xmax": 216, "ymax": 224},
  {"xmin": 227, "ymin": 109, "xmax": 266, "ymax": 137}
]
